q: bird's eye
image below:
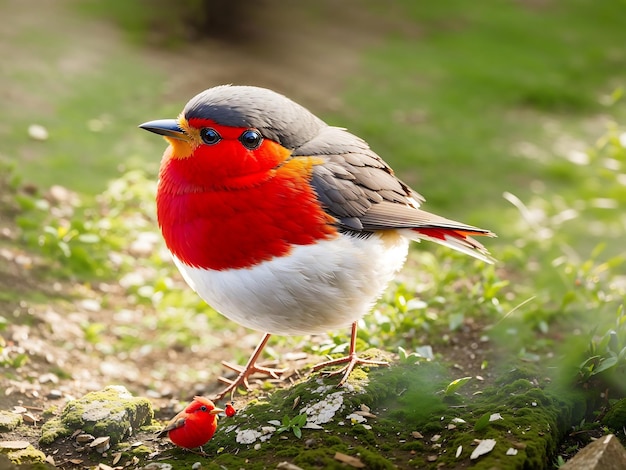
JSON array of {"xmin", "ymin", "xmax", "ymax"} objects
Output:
[
  {"xmin": 200, "ymin": 405, "xmax": 207, "ymax": 412},
  {"xmin": 200, "ymin": 128, "xmax": 221, "ymax": 145},
  {"xmin": 239, "ymin": 129, "xmax": 263, "ymax": 150}
]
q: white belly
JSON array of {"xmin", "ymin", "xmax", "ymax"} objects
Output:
[{"xmin": 172, "ymin": 233, "xmax": 410, "ymax": 335}]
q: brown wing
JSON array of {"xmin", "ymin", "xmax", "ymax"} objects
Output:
[
  {"xmin": 156, "ymin": 416, "xmax": 186, "ymax": 438},
  {"xmin": 295, "ymin": 127, "xmax": 420, "ymax": 231},
  {"xmin": 297, "ymin": 127, "xmax": 495, "ymax": 262}
]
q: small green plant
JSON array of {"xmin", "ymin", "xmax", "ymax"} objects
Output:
[
  {"xmin": 554, "ymin": 454, "xmax": 566, "ymax": 468},
  {"xmin": 578, "ymin": 304, "xmax": 626, "ymax": 382},
  {"xmin": 398, "ymin": 345, "xmax": 434, "ymax": 364},
  {"xmin": 443, "ymin": 376, "xmax": 472, "ymax": 397},
  {"xmin": 474, "ymin": 412, "xmax": 492, "ymax": 432},
  {"xmin": 0, "ymin": 348, "xmax": 29, "ymax": 369},
  {"xmin": 276, "ymin": 414, "xmax": 307, "ymax": 439}
]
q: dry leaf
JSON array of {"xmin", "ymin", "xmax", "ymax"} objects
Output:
[
  {"xmin": 334, "ymin": 452, "xmax": 366, "ymax": 468},
  {"xmin": 0, "ymin": 441, "xmax": 30, "ymax": 450},
  {"xmin": 276, "ymin": 462, "xmax": 304, "ymax": 470},
  {"xmin": 76, "ymin": 434, "xmax": 95, "ymax": 443},
  {"xmin": 90, "ymin": 436, "xmax": 110, "ymax": 447},
  {"xmin": 470, "ymin": 439, "xmax": 497, "ymax": 459},
  {"xmin": 91, "ymin": 436, "xmax": 111, "ymax": 453},
  {"xmin": 23, "ymin": 412, "xmax": 38, "ymax": 424}
]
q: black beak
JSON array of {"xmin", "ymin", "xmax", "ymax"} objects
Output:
[{"xmin": 139, "ymin": 119, "xmax": 188, "ymax": 141}]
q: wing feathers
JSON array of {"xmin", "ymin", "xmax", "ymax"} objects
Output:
[{"xmin": 303, "ymin": 127, "xmax": 495, "ymax": 261}]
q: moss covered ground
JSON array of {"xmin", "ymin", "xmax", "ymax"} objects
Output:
[{"xmin": 150, "ymin": 360, "xmax": 584, "ymax": 470}]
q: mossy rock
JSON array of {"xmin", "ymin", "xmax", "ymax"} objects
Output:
[
  {"xmin": 154, "ymin": 360, "xmax": 585, "ymax": 469},
  {"xmin": 0, "ymin": 411, "xmax": 23, "ymax": 432},
  {"xmin": 0, "ymin": 442, "xmax": 46, "ymax": 466},
  {"xmin": 39, "ymin": 385, "xmax": 153, "ymax": 446}
]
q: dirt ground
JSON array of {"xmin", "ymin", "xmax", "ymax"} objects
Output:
[{"xmin": 0, "ymin": 1, "xmax": 503, "ymax": 467}]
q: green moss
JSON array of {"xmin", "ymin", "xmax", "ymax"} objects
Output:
[
  {"xmin": 355, "ymin": 446, "xmax": 397, "ymax": 469},
  {"xmin": 0, "ymin": 411, "xmax": 22, "ymax": 432},
  {"xmin": 42, "ymin": 406, "xmax": 58, "ymax": 418},
  {"xmin": 292, "ymin": 446, "xmax": 359, "ymax": 469},
  {"xmin": 603, "ymin": 398, "xmax": 626, "ymax": 430},
  {"xmin": 139, "ymin": 422, "xmax": 163, "ymax": 433},
  {"xmin": 400, "ymin": 441, "xmax": 426, "ymax": 452},
  {"xmin": 0, "ymin": 445, "xmax": 46, "ymax": 465},
  {"xmin": 39, "ymin": 417, "xmax": 69, "ymax": 445},
  {"xmin": 142, "ymin": 361, "xmax": 585, "ymax": 469},
  {"xmin": 130, "ymin": 445, "xmax": 151, "ymax": 456}
]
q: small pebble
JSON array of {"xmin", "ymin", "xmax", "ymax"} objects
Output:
[
  {"xmin": 76, "ymin": 434, "xmax": 95, "ymax": 444},
  {"xmin": 28, "ymin": 124, "xmax": 49, "ymax": 141}
]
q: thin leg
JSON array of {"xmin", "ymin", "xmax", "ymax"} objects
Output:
[
  {"xmin": 313, "ymin": 322, "xmax": 389, "ymax": 386},
  {"xmin": 213, "ymin": 333, "xmax": 286, "ymax": 400}
]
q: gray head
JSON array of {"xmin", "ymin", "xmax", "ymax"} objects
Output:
[{"xmin": 183, "ymin": 85, "xmax": 327, "ymax": 150}]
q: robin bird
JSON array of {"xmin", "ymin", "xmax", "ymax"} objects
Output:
[
  {"xmin": 157, "ymin": 396, "xmax": 224, "ymax": 451},
  {"xmin": 140, "ymin": 85, "xmax": 495, "ymax": 400}
]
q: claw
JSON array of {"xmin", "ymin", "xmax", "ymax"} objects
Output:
[
  {"xmin": 221, "ymin": 361, "xmax": 286, "ymax": 380},
  {"xmin": 314, "ymin": 353, "xmax": 388, "ymax": 386},
  {"xmin": 313, "ymin": 322, "xmax": 388, "ymax": 385},
  {"xmin": 211, "ymin": 334, "xmax": 285, "ymax": 400}
]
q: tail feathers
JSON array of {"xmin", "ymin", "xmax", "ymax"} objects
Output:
[{"xmin": 411, "ymin": 227, "xmax": 496, "ymax": 264}]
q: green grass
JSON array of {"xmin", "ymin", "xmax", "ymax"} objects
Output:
[{"xmin": 0, "ymin": 1, "xmax": 177, "ymax": 194}]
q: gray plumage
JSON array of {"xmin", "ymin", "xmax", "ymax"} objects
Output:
[{"xmin": 184, "ymin": 85, "xmax": 326, "ymax": 150}]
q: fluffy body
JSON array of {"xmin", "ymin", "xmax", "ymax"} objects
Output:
[{"xmin": 174, "ymin": 232, "xmax": 409, "ymax": 335}]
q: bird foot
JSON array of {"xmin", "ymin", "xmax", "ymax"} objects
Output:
[
  {"xmin": 313, "ymin": 353, "xmax": 389, "ymax": 386},
  {"xmin": 188, "ymin": 447, "xmax": 208, "ymax": 456},
  {"xmin": 213, "ymin": 361, "xmax": 288, "ymax": 400}
]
